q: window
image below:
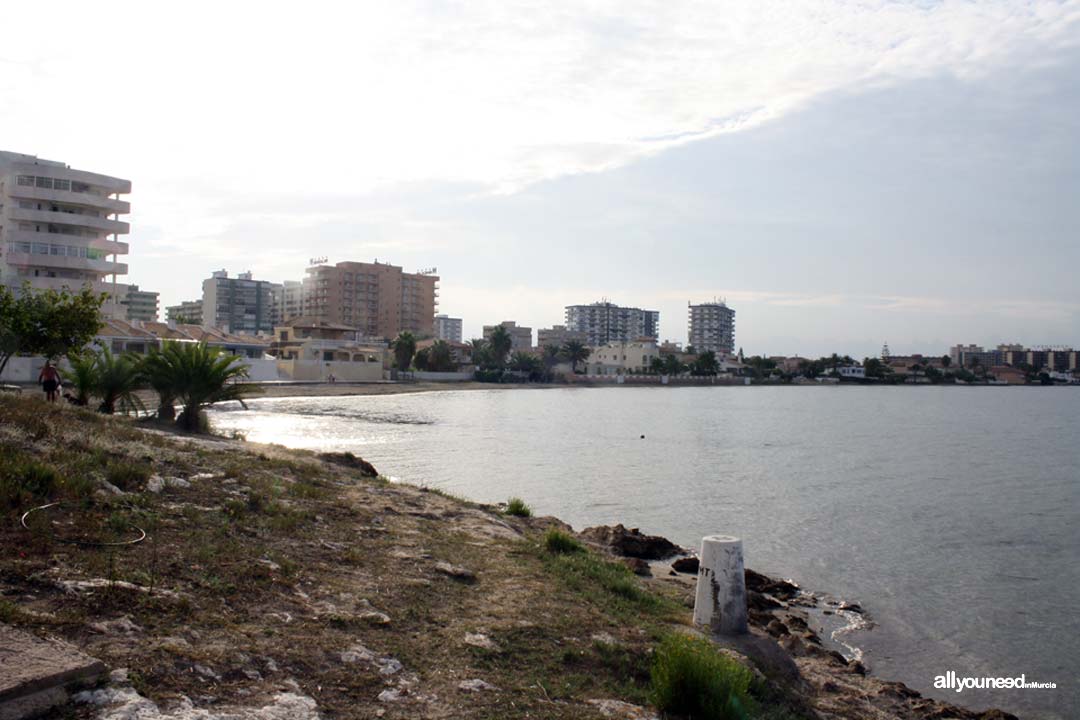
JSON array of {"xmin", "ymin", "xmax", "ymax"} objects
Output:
[
  {"xmin": 53, "ymin": 179, "xmax": 70, "ymax": 191},
  {"xmin": 17, "ymin": 175, "xmax": 34, "ymax": 186},
  {"xmin": 35, "ymin": 177, "xmax": 53, "ymax": 189},
  {"xmin": 33, "ymin": 243, "xmax": 49, "ymax": 255}
]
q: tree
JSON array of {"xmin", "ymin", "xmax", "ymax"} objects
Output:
[
  {"xmin": 685, "ymin": 345, "xmax": 697, "ymax": 355},
  {"xmin": 0, "ymin": 283, "xmax": 105, "ymax": 376},
  {"xmin": 562, "ymin": 340, "xmax": 590, "ymax": 374},
  {"xmin": 64, "ymin": 351, "xmax": 97, "ymax": 406},
  {"xmin": 391, "ymin": 331, "xmax": 417, "ymax": 372},
  {"xmin": 941, "ymin": 355, "xmax": 952, "ymax": 368},
  {"xmin": 93, "ymin": 347, "xmax": 146, "ymax": 415},
  {"xmin": 663, "ymin": 354, "xmax": 684, "ymax": 376},
  {"xmin": 487, "ymin": 326, "xmax": 513, "ymax": 368},
  {"xmin": 140, "ymin": 343, "xmax": 183, "ymax": 420},
  {"xmin": 413, "ymin": 347, "xmax": 431, "ymax": 371},
  {"xmin": 542, "ymin": 344, "xmax": 563, "ymax": 371},
  {"xmin": 168, "ymin": 343, "xmax": 257, "ymax": 431},
  {"xmin": 691, "ymin": 350, "xmax": 719, "ymax": 376},
  {"xmin": 510, "ymin": 351, "xmax": 541, "ymax": 374},
  {"xmin": 649, "ymin": 356, "xmax": 666, "ymax": 375},
  {"xmin": 428, "ymin": 340, "xmax": 456, "ymax": 372}
]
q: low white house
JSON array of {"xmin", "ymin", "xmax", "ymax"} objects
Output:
[{"xmin": 586, "ymin": 340, "xmax": 660, "ymax": 376}]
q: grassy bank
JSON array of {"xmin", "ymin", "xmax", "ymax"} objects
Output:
[{"xmin": 0, "ymin": 395, "xmax": 817, "ymax": 720}]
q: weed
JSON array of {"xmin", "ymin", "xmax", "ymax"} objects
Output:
[
  {"xmin": 543, "ymin": 528, "xmax": 583, "ymax": 554},
  {"xmin": 0, "ymin": 599, "xmax": 22, "ymax": 623},
  {"xmin": 105, "ymin": 461, "xmax": 150, "ymax": 491},
  {"xmin": 505, "ymin": 497, "xmax": 533, "ymax": 517},
  {"xmin": 649, "ymin": 633, "xmax": 755, "ymax": 720}
]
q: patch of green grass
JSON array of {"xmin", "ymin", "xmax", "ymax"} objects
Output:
[
  {"xmin": 105, "ymin": 461, "xmax": 150, "ymax": 491},
  {"xmin": 505, "ymin": 497, "xmax": 532, "ymax": 517},
  {"xmin": 543, "ymin": 528, "xmax": 583, "ymax": 554},
  {"xmin": 649, "ymin": 633, "xmax": 755, "ymax": 720},
  {"xmin": 0, "ymin": 453, "xmax": 60, "ymax": 508},
  {"xmin": 0, "ymin": 599, "xmax": 23, "ymax": 623}
]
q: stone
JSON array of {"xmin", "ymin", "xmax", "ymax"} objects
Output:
[
  {"xmin": 766, "ymin": 620, "xmax": 790, "ymax": 637},
  {"xmin": 744, "ymin": 569, "xmax": 800, "ymax": 600},
  {"xmin": 585, "ymin": 698, "xmax": 660, "ymax": 719},
  {"xmin": 434, "ymin": 561, "xmax": 476, "ymax": 583},
  {"xmin": 317, "ymin": 452, "xmax": 379, "ymax": 477},
  {"xmin": 463, "ymin": 633, "xmax": 500, "ymax": 651},
  {"xmin": 671, "ymin": 556, "xmax": 699, "ymax": 574},
  {"xmin": 579, "ymin": 524, "xmax": 682, "ymax": 560},
  {"xmin": 377, "ymin": 688, "xmax": 405, "ymax": 702},
  {"xmin": 623, "ymin": 558, "xmax": 650, "ymax": 576},
  {"xmin": 88, "ymin": 616, "xmax": 143, "ymax": 636},
  {"xmin": 458, "ymin": 679, "xmax": 498, "ymax": 692},
  {"xmin": 359, "ymin": 611, "xmax": 391, "ymax": 625},
  {"xmin": 0, "ymin": 624, "xmax": 107, "ymax": 720}
]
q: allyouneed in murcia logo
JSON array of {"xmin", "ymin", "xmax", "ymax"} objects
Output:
[{"xmin": 934, "ymin": 671, "xmax": 1057, "ymax": 693}]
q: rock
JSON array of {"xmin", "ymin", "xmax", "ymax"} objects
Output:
[
  {"xmin": 192, "ymin": 664, "xmax": 221, "ymax": 681},
  {"xmin": 744, "ymin": 569, "xmax": 800, "ymax": 599},
  {"xmin": 458, "ymin": 679, "xmax": 498, "ymax": 692},
  {"xmin": 623, "ymin": 558, "xmax": 651, "ymax": 576},
  {"xmin": 463, "ymin": 633, "xmax": 500, "ymax": 651},
  {"xmin": 585, "ymin": 698, "xmax": 660, "ymax": 719},
  {"xmin": 590, "ymin": 632, "xmax": 617, "ymax": 646},
  {"xmin": 377, "ymin": 688, "xmax": 405, "ymax": 702},
  {"xmin": 671, "ymin": 556, "xmax": 699, "ymax": 574},
  {"xmin": 0, "ymin": 625, "xmax": 107, "ymax": 720},
  {"xmin": 338, "ymin": 645, "xmax": 402, "ymax": 675},
  {"xmin": 838, "ymin": 601, "xmax": 863, "ymax": 614},
  {"xmin": 822, "ymin": 680, "xmax": 840, "ymax": 693},
  {"xmin": 434, "ymin": 561, "xmax": 476, "ymax": 583},
  {"xmin": 747, "ymin": 590, "xmax": 782, "ymax": 611},
  {"xmin": 318, "ymin": 452, "xmax": 379, "ymax": 477},
  {"xmin": 88, "ymin": 616, "xmax": 143, "ymax": 635},
  {"xmin": 848, "ymin": 660, "xmax": 867, "ymax": 676},
  {"xmin": 579, "ymin": 524, "xmax": 682, "ymax": 560},
  {"xmin": 766, "ymin": 619, "xmax": 790, "ymax": 637},
  {"xmin": 147, "ymin": 475, "xmax": 192, "ymax": 494},
  {"xmin": 359, "ymin": 611, "xmax": 391, "ymax": 625}
]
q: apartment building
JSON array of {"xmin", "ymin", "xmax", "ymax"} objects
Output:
[
  {"xmin": 303, "ymin": 260, "xmax": 438, "ymax": 340},
  {"xmin": 0, "ymin": 151, "xmax": 132, "ymax": 319},
  {"xmin": 565, "ymin": 301, "xmax": 659, "ymax": 346},
  {"xmin": 483, "ymin": 321, "xmax": 533, "ymax": 350},
  {"xmin": 272, "ymin": 280, "xmax": 304, "ymax": 325},
  {"xmin": 124, "ymin": 284, "xmax": 160, "ymax": 322},
  {"xmin": 434, "ymin": 314, "xmax": 463, "ymax": 343},
  {"xmin": 586, "ymin": 340, "xmax": 661, "ymax": 375},
  {"xmin": 201, "ymin": 270, "xmax": 276, "ymax": 334},
  {"xmin": 688, "ymin": 301, "xmax": 736, "ymax": 357},
  {"xmin": 165, "ymin": 299, "xmax": 204, "ymax": 326},
  {"xmin": 537, "ymin": 325, "xmax": 587, "ymax": 349}
]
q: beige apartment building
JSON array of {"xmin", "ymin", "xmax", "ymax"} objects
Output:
[
  {"xmin": 302, "ymin": 260, "xmax": 439, "ymax": 340},
  {"xmin": 483, "ymin": 320, "xmax": 533, "ymax": 350},
  {"xmin": 0, "ymin": 151, "xmax": 132, "ymax": 318},
  {"xmin": 537, "ymin": 325, "xmax": 587, "ymax": 349}
]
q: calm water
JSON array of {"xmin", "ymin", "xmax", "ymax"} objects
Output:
[{"xmin": 209, "ymin": 386, "xmax": 1078, "ymax": 719}]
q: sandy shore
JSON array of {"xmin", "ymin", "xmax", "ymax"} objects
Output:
[{"xmin": 246, "ymin": 380, "xmax": 534, "ymax": 399}]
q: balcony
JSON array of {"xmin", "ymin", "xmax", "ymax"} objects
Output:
[
  {"xmin": 4, "ymin": 275, "xmax": 126, "ymax": 298},
  {"xmin": 8, "ymin": 185, "xmax": 130, "ymax": 215},
  {"xmin": 5, "ymin": 251, "xmax": 127, "ymax": 276},
  {"xmin": 10, "ymin": 207, "xmax": 130, "ymax": 235}
]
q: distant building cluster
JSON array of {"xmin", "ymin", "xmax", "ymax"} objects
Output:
[
  {"xmin": 564, "ymin": 301, "xmax": 660, "ymax": 346},
  {"xmin": 949, "ymin": 344, "xmax": 1078, "ymax": 374}
]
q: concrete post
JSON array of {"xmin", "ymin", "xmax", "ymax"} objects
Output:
[{"xmin": 693, "ymin": 535, "xmax": 748, "ymax": 635}]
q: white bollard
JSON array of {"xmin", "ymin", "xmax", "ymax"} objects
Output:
[{"xmin": 693, "ymin": 535, "xmax": 748, "ymax": 635}]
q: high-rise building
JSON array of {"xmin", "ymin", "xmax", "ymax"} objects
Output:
[
  {"xmin": 565, "ymin": 301, "xmax": 659, "ymax": 346},
  {"xmin": 483, "ymin": 321, "xmax": 533, "ymax": 350},
  {"xmin": 688, "ymin": 300, "xmax": 736, "ymax": 357},
  {"xmin": 0, "ymin": 151, "xmax": 132, "ymax": 319},
  {"xmin": 302, "ymin": 260, "xmax": 439, "ymax": 340},
  {"xmin": 537, "ymin": 325, "xmax": 588, "ymax": 348},
  {"xmin": 124, "ymin": 285, "xmax": 160, "ymax": 322},
  {"xmin": 201, "ymin": 270, "xmax": 276, "ymax": 334},
  {"xmin": 165, "ymin": 299, "xmax": 204, "ymax": 325},
  {"xmin": 272, "ymin": 280, "xmax": 304, "ymax": 325},
  {"xmin": 434, "ymin": 314, "xmax": 463, "ymax": 343}
]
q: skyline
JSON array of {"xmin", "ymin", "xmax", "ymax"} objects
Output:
[{"xmin": 4, "ymin": 1, "xmax": 1079, "ymax": 357}]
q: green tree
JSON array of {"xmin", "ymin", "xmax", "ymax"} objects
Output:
[
  {"xmin": 93, "ymin": 347, "xmax": 146, "ymax": 415},
  {"xmin": 64, "ymin": 351, "xmax": 98, "ymax": 406},
  {"xmin": 487, "ymin": 326, "xmax": 513, "ymax": 368},
  {"xmin": 413, "ymin": 347, "xmax": 431, "ymax": 371},
  {"xmin": 510, "ymin": 351, "xmax": 541, "ymax": 374},
  {"xmin": 140, "ymin": 343, "xmax": 183, "ymax": 420},
  {"xmin": 691, "ymin": 350, "xmax": 719, "ymax": 376},
  {"xmin": 562, "ymin": 340, "xmax": 590, "ymax": 374},
  {"xmin": 0, "ymin": 283, "xmax": 105, "ymax": 376},
  {"xmin": 140, "ymin": 341, "xmax": 257, "ymax": 431},
  {"xmin": 663, "ymin": 354, "xmax": 685, "ymax": 376},
  {"xmin": 428, "ymin": 340, "xmax": 456, "ymax": 372},
  {"xmin": 649, "ymin": 356, "xmax": 666, "ymax": 375},
  {"xmin": 542, "ymin": 344, "xmax": 563, "ymax": 371},
  {"xmin": 391, "ymin": 331, "xmax": 417, "ymax": 372},
  {"xmin": 941, "ymin": 355, "xmax": 952, "ymax": 368}
]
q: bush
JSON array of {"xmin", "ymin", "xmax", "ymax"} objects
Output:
[
  {"xmin": 544, "ymin": 528, "xmax": 583, "ymax": 554},
  {"xmin": 0, "ymin": 456, "xmax": 59, "ymax": 508},
  {"xmin": 105, "ymin": 462, "xmax": 150, "ymax": 491},
  {"xmin": 505, "ymin": 497, "xmax": 532, "ymax": 517},
  {"xmin": 650, "ymin": 633, "xmax": 755, "ymax": 720}
]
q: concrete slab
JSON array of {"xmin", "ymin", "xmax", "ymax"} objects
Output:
[{"xmin": 0, "ymin": 624, "xmax": 106, "ymax": 720}]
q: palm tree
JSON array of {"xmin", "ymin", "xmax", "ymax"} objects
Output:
[
  {"xmin": 93, "ymin": 347, "xmax": 146, "ymax": 415},
  {"xmin": 692, "ymin": 350, "xmax": 719, "ymax": 376},
  {"xmin": 649, "ymin": 356, "xmax": 666, "ymax": 375},
  {"xmin": 140, "ymin": 343, "xmax": 185, "ymax": 420},
  {"xmin": 487, "ymin": 326, "xmax": 513, "ymax": 368},
  {"xmin": 663, "ymin": 354, "xmax": 684, "ymax": 376},
  {"xmin": 562, "ymin": 340, "xmax": 590, "ymax": 374},
  {"xmin": 391, "ymin": 331, "xmax": 417, "ymax": 372},
  {"xmin": 64, "ymin": 351, "xmax": 98, "ymax": 406},
  {"xmin": 143, "ymin": 342, "xmax": 256, "ymax": 431},
  {"xmin": 428, "ymin": 340, "xmax": 455, "ymax": 372},
  {"xmin": 541, "ymin": 344, "xmax": 562, "ymax": 371}
]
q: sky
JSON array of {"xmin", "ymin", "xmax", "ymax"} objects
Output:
[{"xmin": 3, "ymin": 0, "xmax": 1079, "ymax": 358}]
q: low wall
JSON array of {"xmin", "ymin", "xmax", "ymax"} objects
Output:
[
  {"xmin": 412, "ymin": 371, "xmax": 474, "ymax": 382},
  {"xmin": 277, "ymin": 359, "xmax": 384, "ymax": 383}
]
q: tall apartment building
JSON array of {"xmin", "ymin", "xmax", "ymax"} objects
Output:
[
  {"xmin": 565, "ymin": 301, "xmax": 659, "ymax": 347},
  {"xmin": 303, "ymin": 260, "xmax": 438, "ymax": 340},
  {"xmin": 0, "ymin": 151, "xmax": 132, "ymax": 319},
  {"xmin": 483, "ymin": 321, "xmax": 533, "ymax": 350},
  {"xmin": 434, "ymin": 314, "xmax": 463, "ymax": 343},
  {"xmin": 201, "ymin": 270, "xmax": 276, "ymax": 334},
  {"xmin": 124, "ymin": 285, "xmax": 160, "ymax": 322},
  {"xmin": 537, "ymin": 325, "xmax": 587, "ymax": 348},
  {"xmin": 272, "ymin": 280, "xmax": 304, "ymax": 326},
  {"xmin": 688, "ymin": 300, "xmax": 736, "ymax": 357},
  {"xmin": 165, "ymin": 299, "xmax": 204, "ymax": 325}
]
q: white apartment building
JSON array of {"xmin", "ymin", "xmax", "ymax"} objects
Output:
[
  {"xmin": 0, "ymin": 151, "xmax": 132, "ymax": 318},
  {"xmin": 272, "ymin": 280, "xmax": 304, "ymax": 326},
  {"xmin": 586, "ymin": 340, "xmax": 660, "ymax": 375},
  {"xmin": 688, "ymin": 301, "xmax": 736, "ymax": 357},
  {"xmin": 124, "ymin": 284, "xmax": 159, "ymax": 322},
  {"xmin": 202, "ymin": 270, "xmax": 276, "ymax": 334},
  {"xmin": 435, "ymin": 314, "xmax": 463, "ymax": 343},
  {"xmin": 565, "ymin": 301, "xmax": 660, "ymax": 346},
  {"xmin": 165, "ymin": 299, "xmax": 204, "ymax": 325}
]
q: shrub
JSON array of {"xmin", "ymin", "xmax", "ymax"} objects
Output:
[
  {"xmin": 505, "ymin": 497, "xmax": 532, "ymax": 517},
  {"xmin": 105, "ymin": 462, "xmax": 150, "ymax": 491},
  {"xmin": 0, "ymin": 457, "xmax": 59, "ymax": 508},
  {"xmin": 649, "ymin": 633, "xmax": 754, "ymax": 720},
  {"xmin": 543, "ymin": 528, "xmax": 583, "ymax": 555}
]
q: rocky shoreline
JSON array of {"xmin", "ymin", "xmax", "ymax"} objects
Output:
[{"xmin": 579, "ymin": 524, "xmax": 1019, "ymax": 720}]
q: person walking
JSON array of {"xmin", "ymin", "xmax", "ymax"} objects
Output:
[{"xmin": 38, "ymin": 360, "xmax": 61, "ymax": 402}]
